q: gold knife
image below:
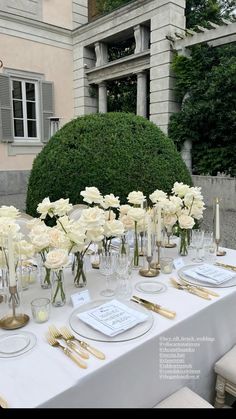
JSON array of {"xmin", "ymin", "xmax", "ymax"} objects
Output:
[
  {"xmin": 131, "ymin": 296, "xmax": 176, "ymax": 319},
  {"xmin": 215, "ymin": 262, "xmax": 236, "ymax": 272}
]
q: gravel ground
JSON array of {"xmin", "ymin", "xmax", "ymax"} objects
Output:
[{"xmin": 0, "ymin": 194, "xmax": 235, "ymax": 249}]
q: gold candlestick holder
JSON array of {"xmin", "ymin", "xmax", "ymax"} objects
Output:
[
  {"xmin": 150, "ymin": 241, "xmax": 162, "ymax": 270},
  {"xmin": 139, "ymin": 256, "xmax": 159, "ymax": 277},
  {"xmin": 0, "ymin": 285, "xmax": 29, "ymax": 330},
  {"xmin": 165, "ymin": 231, "xmax": 176, "ymax": 248},
  {"xmin": 215, "ymin": 239, "xmax": 226, "ymax": 257}
]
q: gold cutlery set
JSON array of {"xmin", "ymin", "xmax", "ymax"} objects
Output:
[
  {"xmin": 215, "ymin": 262, "xmax": 236, "ymax": 272},
  {"xmin": 170, "ymin": 278, "xmax": 219, "ymax": 300},
  {"xmin": 47, "ymin": 325, "xmax": 105, "ymax": 368}
]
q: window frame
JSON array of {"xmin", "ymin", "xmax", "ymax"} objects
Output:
[{"xmin": 11, "ymin": 77, "xmax": 40, "ymax": 142}]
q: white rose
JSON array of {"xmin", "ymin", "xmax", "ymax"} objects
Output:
[
  {"xmin": 127, "ymin": 207, "xmax": 145, "ymax": 223},
  {"xmin": 0, "ymin": 217, "xmax": 21, "ymax": 238},
  {"xmin": 149, "ymin": 190, "xmax": 167, "ymax": 204},
  {"xmin": 120, "ymin": 214, "xmax": 134, "ymax": 231},
  {"xmin": 54, "ymin": 198, "xmax": 73, "ymax": 217},
  {"xmin": 103, "ymin": 194, "xmax": 120, "ymax": 209},
  {"xmin": 86, "ymin": 226, "xmax": 104, "ymax": 243},
  {"xmin": 127, "ymin": 191, "xmax": 146, "ymax": 206},
  {"xmin": 178, "ymin": 214, "xmax": 195, "ymax": 229},
  {"xmin": 0, "ymin": 205, "xmax": 20, "ymax": 219},
  {"xmin": 190, "ymin": 205, "xmax": 204, "ymax": 220},
  {"xmin": 80, "ymin": 187, "xmax": 103, "ymax": 205},
  {"xmin": 104, "ymin": 220, "xmax": 124, "ymax": 238},
  {"xmin": 45, "ymin": 249, "xmax": 69, "ymax": 270},
  {"xmin": 31, "ymin": 233, "xmax": 51, "ymax": 252},
  {"xmin": 27, "ymin": 218, "xmax": 44, "ymax": 230},
  {"xmin": 172, "ymin": 182, "xmax": 190, "ymax": 198},
  {"xmin": 16, "ymin": 240, "xmax": 35, "ymax": 258},
  {"xmin": 79, "ymin": 207, "xmax": 105, "ymax": 229},
  {"xmin": 49, "ymin": 228, "xmax": 70, "ymax": 250},
  {"xmin": 119, "ymin": 205, "xmax": 131, "ymax": 215},
  {"xmin": 163, "ymin": 214, "xmax": 177, "ymax": 228},
  {"xmin": 67, "ymin": 229, "xmax": 86, "ymax": 247},
  {"xmin": 37, "ymin": 197, "xmax": 55, "ymax": 219}
]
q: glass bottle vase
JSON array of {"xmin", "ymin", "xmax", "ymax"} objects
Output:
[
  {"xmin": 73, "ymin": 252, "xmax": 87, "ymax": 288},
  {"xmin": 179, "ymin": 229, "xmax": 189, "ymax": 256},
  {"xmin": 51, "ymin": 270, "xmax": 66, "ymax": 307}
]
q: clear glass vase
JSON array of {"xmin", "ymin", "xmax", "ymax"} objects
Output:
[
  {"xmin": 179, "ymin": 229, "xmax": 189, "ymax": 256},
  {"xmin": 51, "ymin": 270, "xmax": 66, "ymax": 307},
  {"xmin": 133, "ymin": 222, "xmax": 139, "ymax": 268},
  {"xmin": 41, "ymin": 266, "xmax": 52, "ymax": 289},
  {"xmin": 73, "ymin": 252, "xmax": 87, "ymax": 288}
]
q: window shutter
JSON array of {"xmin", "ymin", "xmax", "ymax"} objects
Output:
[
  {"xmin": 41, "ymin": 81, "xmax": 54, "ymax": 143},
  {"xmin": 0, "ymin": 74, "xmax": 14, "ymax": 142}
]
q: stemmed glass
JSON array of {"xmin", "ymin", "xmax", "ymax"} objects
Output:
[
  {"xmin": 191, "ymin": 230, "xmax": 205, "ymax": 263},
  {"xmin": 100, "ymin": 252, "xmax": 116, "ymax": 297}
]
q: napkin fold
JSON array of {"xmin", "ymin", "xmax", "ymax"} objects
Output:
[{"xmin": 184, "ymin": 264, "xmax": 235, "ymax": 285}]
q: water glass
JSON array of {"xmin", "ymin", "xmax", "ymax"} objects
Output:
[
  {"xmin": 31, "ymin": 298, "xmax": 50, "ymax": 323},
  {"xmin": 160, "ymin": 257, "xmax": 174, "ymax": 274}
]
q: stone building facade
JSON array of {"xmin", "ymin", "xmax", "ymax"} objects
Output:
[{"xmin": 0, "ymin": 0, "xmax": 186, "ymax": 204}]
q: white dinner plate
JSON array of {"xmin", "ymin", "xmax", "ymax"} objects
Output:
[
  {"xmin": 69, "ymin": 299, "xmax": 154, "ymax": 343},
  {"xmin": 178, "ymin": 264, "xmax": 236, "ymax": 288}
]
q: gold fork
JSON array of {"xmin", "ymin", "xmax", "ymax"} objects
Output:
[
  {"xmin": 48, "ymin": 325, "xmax": 89, "ymax": 359},
  {"xmin": 46, "ymin": 334, "xmax": 88, "ymax": 369},
  {"xmin": 170, "ymin": 278, "xmax": 211, "ymax": 300},
  {"xmin": 60, "ymin": 327, "xmax": 105, "ymax": 360}
]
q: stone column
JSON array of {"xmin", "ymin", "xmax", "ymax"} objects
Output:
[
  {"xmin": 150, "ymin": 1, "xmax": 186, "ymax": 133},
  {"xmin": 98, "ymin": 82, "xmax": 107, "ymax": 113},
  {"xmin": 136, "ymin": 71, "xmax": 147, "ymax": 117},
  {"xmin": 134, "ymin": 24, "xmax": 150, "ymax": 54},
  {"xmin": 95, "ymin": 42, "xmax": 108, "ymax": 67}
]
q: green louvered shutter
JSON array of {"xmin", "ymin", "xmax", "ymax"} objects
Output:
[
  {"xmin": 41, "ymin": 81, "xmax": 54, "ymax": 143},
  {"xmin": 0, "ymin": 74, "xmax": 14, "ymax": 142}
]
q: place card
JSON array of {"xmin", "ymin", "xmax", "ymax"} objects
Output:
[
  {"xmin": 71, "ymin": 290, "xmax": 91, "ymax": 308},
  {"xmin": 173, "ymin": 257, "xmax": 185, "ymax": 270},
  {"xmin": 77, "ymin": 299, "xmax": 148, "ymax": 337}
]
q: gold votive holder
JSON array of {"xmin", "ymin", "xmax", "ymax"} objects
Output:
[
  {"xmin": 139, "ymin": 256, "xmax": 159, "ymax": 277},
  {"xmin": 0, "ymin": 285, "xmax": 29, "ymax": 330},
  {"xmin": 215, "ymin": 239, "xmax": 226, "ymax": 256}
]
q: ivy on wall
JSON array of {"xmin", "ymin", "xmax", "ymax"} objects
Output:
[{"xmin": 168, "ymin": 43, "xmax": 236, "ymax": 176}]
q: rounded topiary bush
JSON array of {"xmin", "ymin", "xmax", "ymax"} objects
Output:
[{"xmin": 26, "ymin": 112, "xmax": 192, "ymax": 216}]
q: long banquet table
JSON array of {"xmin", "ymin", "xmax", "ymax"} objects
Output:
[{"xmin": 1, "ymin": 247, "xmax": 236, "ymax": 408}]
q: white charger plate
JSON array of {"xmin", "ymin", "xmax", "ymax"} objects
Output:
[{"xmin": 178, "ymin": 264, "xmax": 236, "ymax": 288}]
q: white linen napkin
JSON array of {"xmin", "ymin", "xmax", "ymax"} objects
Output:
[
  {"xmin": 184, "ymin": 264, "xmax": 235, "ymax": 285},
  {"xmin": 77, "ymin": 299, "xmax": 148, "ymax": 337}
]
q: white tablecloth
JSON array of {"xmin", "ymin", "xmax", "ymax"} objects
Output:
[{"xmin": 1, "ymin": 248, "xmax": 236, "ymax": 408}]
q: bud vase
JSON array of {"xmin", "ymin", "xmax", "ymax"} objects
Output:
[
  {"xmin": 133, "ymin": 222, "xmax": 139, "ymax": 268},
  {"xmin": 40, "ymin": 266, "xmax": 52, "ymax": 289},
  {"xmin": 179, "ymin": 229, "xmax": 189, "ymax": 256},
  {"xmin": 73, "ymin": 252, "xmax": 87, "ymax": 288},
  {"xmin": 51, "ymin": 270, "xmax": 66, "ymax": 307}
]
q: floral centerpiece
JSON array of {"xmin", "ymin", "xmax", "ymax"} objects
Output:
[{"xmin": 150, "ymin": 183, "xmax": 205, "ymax": 256}]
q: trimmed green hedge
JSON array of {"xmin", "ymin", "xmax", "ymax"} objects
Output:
[{"xmin": 26, "ymin": 113, "xmax": 192, "ymax": 216}]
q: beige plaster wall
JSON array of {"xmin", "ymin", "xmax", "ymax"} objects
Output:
[
  {"xmin": 0, "ymin": 33, "xmax": 74, "ymax": 171},
  {"xmin": 42, "ymin": 0, "xmax": 73, "ymax": 29}
]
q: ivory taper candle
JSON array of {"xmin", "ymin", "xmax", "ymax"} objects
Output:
[{"xmin": 215, "ymin": 198, "xmax": 220, "ymax": 241}]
